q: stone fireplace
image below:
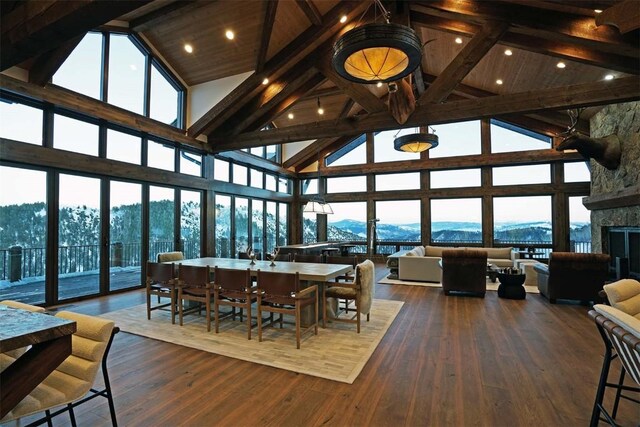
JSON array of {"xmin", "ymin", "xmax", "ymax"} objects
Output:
[{"xmin": 584, "ymin": 101, "xmax": 640, "ymax": 278}]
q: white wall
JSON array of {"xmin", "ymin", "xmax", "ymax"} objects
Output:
[
  {"xmin": 188, "ymin": 71, "xmax": 253, "ymax": 127},
  {"xmin": 283, "ymin": 140, "xmax": 314, "ymax": 163}
]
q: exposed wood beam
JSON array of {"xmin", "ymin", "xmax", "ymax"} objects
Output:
[
  {"xmin": 411, "ymin": 1, "xmax": 638, "ymax": 58},
  {"xmin": 255, "ymin": 0, "xmax": 279, "ymax": 73},
  {"xmin": 1, "ymin": 0, "xmax": 149, "ymax": 71},
  {"xmin": 295, "ymin": 0, "xmax": 322, "ymax": 26},
  {"xmin": 216, "ymin": 151, "xmax": 297, "ymax": 178},
  {"xmin": 224, "ymin": 69, "xmax": 326, "ymax": 135},
  {"xmin": 211, "ymin": 76, "xmax": 640, "ymax": 149},
  {"xmin": 130, "ymin": 1, "xmax": 203, "ymax": 33},
  {"xmin": 28, "ymin": 35, "xmax": 84, "ymax": 86},
  {"xmin": 596, "ymin": 0, "xmax": 640, "ymax": 34},
  {"xmin": 339, "ymin": 98, "xmax": 356, "ymax": 118},
  {"xmin": 410, "ymin": 11, "xmax": 639, "ymax": 74},
  {"xmin": 316, "ymin": 54, "xmax": 387, "ymax": 114},
  {"xmin": 188, "ymin": 0, "xmax": 368, "ymax": 138},
  {"xmin": 418, "ymin": 21, "xmax": 508, "ymax": 104},
  {"xmin": 0, "ymin": 74, "xmax": 209, "ymax": 153},
  {"xmin": 298, "ymin": 148, "xmax": 583, "ymax": 177},
  {"xmin": 300, "ymin": 86, "xmax": 343, "ymax": 101}
]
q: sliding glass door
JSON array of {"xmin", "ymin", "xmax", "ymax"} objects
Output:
[{"xmin": 109, "ymin": 181, "xmax": 142, "ymax": 291}]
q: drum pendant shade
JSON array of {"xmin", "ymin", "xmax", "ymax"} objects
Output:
[
  {"xmin": 332, "ymin": 23, "xmax": 422, "ymax": 84},
  {"xmin": 394, "ymin": 132, "xmax": 439, "ymax": 153}
]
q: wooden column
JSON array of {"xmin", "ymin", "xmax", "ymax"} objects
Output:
[
  {"xmin": 552, "ymin": 162, "xmax": 569, "ymax": 252},
  {"xmin": 481, "ymin": 120, "xmax": 494, "ymax": 247},
  {"xmin": 203, "ymin": 155, "xmax": 215, "ymax": 257},
  {"xmin": 290, "ymin": 178, "xmax": 301, "ymax": 244},
  {"xmin": 420, "ymin": 126, "xmax": 431, "ymax": 245}
]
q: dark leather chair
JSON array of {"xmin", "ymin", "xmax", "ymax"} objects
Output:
[
  {"xmin": 534, "ymin": 252, "xmax": 610, "ymax": 304},
  {"xmin": 213, "ymin": 267, "xmax": 255, "ymax": 339},
  {"xmin": 441, "ymin": 249, "xmax": 488, "ymax": 297},
  {"xmin": 177, "ymin": 264, "xmax": 214, "ymax": 331},
  {"xmin": 146, "ymin": 261, "xmax": 178, "ymax": 323}
]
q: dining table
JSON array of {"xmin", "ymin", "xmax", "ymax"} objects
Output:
[
  {"xmin": 171, "ymin": 257, "xmax": 353, "ymax": 325},
  {"xmin": 0, "ymin": 305, "xmax": 76, "ymax": 419}
]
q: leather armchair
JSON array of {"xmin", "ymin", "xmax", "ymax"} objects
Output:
[
  {"xmin": 533, "ymin": 252, "xmax": 610, "ymax": 304},
  {"xmin": 441, "ymin": 249, "xmax": 488, "ymax": 297}
]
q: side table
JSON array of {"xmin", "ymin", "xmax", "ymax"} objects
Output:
[
  {"xmin": 386, "ymin": 250, "xmax": 410, "ymax": 279},
  {"xmin": 497, "ymin": 272, "xmax": 526, "ymax": 299}
]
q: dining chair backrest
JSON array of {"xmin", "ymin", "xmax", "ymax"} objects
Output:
[
  {"xmin": 214, "ymin": 267, "xmax": 251, "ymax": 292},
  {"xmin": 325, "ymin": 255, "xmax": 357, "ymax": 268},
  {"xmin": 257, "ymin": 270, "xmax": 300, "ymax": 296},
  {"xmin": 147, "ymin": 261, "xmax": 175, "ymax": 283},
  {"xmin": 294, "ymin": 254, "xmax": 323, "ymax": 263},
  {"xmin": 274, "ymin": 253, "xmax": 291, "ymax": 262},
  {"xmin": 178, "ymin": 264, "xmax": 211, "ymax": 287},
  {"xmin": 157, "ymin": 251, "xmax": 184, "ymax": 263}
]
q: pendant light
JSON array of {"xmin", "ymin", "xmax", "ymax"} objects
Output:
[
  {"xmin": 332, "ymin": 0, "xmax": 422, "ymax": 84},
  {"xmin": 394, "ymin": 127, "xmax": 439, "ymax": 153}
]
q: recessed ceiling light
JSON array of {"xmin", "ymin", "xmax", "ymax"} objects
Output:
[
  {"xmin": 504, "ymin": 49, "xmax": 512, "ymax": 56},
  {"xmin": 184, "ymin": 44, "xmax": 193, "ymax": 53},
  {"xmin": 594, "ymin": 9, "xmax": 603, "ymax": 13},
  {"xmin": 288, "ymin": 113, "xmax": 294, "ymax": 119},
  {"xmin": 455, "ymin": 37, "xmax": 463, "ymax": 44},
  {"xmin": 225, "ymin": 30, "xmax": 234, "ymax": 40},
  {"xmin": 605, "ymin": 74, "xmax": 615, "ymax": 80},
  {"xmin": 556, "ymin": 61, "xmax": 566, "ymax": 69},
  {"xmin": 496, "ymin": 79, "xmax": 503, "ymax": 85},
  {"xmin": 340, "ymin": 15, "xmax": 347, "ymax": 23},
  {"xmin": 262, "ymin": 78, "xmax": 269, "ymax": 85}
]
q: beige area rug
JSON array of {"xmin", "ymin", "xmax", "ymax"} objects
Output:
[
  {"xmin": 100, "ymin": 299, "xmax": 403, "ymax": 384},
  {"xmin": 379, "ymin": 276, "xmax": 540, "ymax": 293}
]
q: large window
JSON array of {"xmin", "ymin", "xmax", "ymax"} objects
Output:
[
  {"xmin": 233, "ymin": 164, "xmax": 248, "ymax": 186},
  {"xmin": 54, "ymin": 32, "xmax": 184, "ymax": 128},
  {"xmin": 181, "ymin": 190, "xmax": 201, "ymax": 259},
  {"xmin": 0, "ymin": 98, "xmax": 43, "ymax": 145},
  {"xmin": 214, "ymin": 159, "xmax": 230, "ymax": 182},
  {"xmin": 328, "ymin": 202, "xmax": 367, "ymax": 243},
  {"xmin": 490, "ymin": 120, "xmax": 551, "ymax": 153},
  {"xmin": 0, "ymin": 166, "xmax": 47, "ymax": 304},
  {"xmin": 180, "ymin": 151, "xmax": 202, "ymax": 177},
  {"xmin": 109, "ymin": 181, "xmax": 142, "ymax": 292},
  {"xmin": 278, "ymin": 203, "xmax": 288, "ymax": 247},
  {"xmin": 252, "ymin": 200, "xmax": 264, "ymax": 255},
  {"xmin": 108, "ymin": 34, "xmax": 145, "ymax": 114},
  {"xmin": 429, "ymin": 120, "xmax": 481, "ymax": 158},
  {"xmin": 234, "ymin": 198, "xmax": 249, "ymax": 256},
  {"xmin": 53, "ymin": 32, "xmax": 102, "ymax": 99},
  {"xmin": 328, "ymin": 140, "xmax": 366, "ymax": 166},
  {"xmin": 431, "ymin": 198, "xmax": 482, "ymax": 244},
  {"xmin": 375, "ymin": 200, "xmax": 421, "ymax": 253},
  {"xmin": 301, "ymin": 178, "xmax": 318, "ymax": 194},
  {"xmin": 430, "ymin": 169, "xmax": 481, "ymax": 189},
  {"xmin": 493, "ymin": 164, "xmax": 550, "ymax": 186},
  {"xmin": 303, "ymin": 211, "xmax": 317, "ymax": 244},
  {"xmin": 54, "ymin": 114, "xmax": 99, "ymax": 156},
  {"xmin": 149, "ymin": 186, "xmax": 175, "ymax": 261},
  {"xmin": 148, "ymin": 140, "xmax": 175, "ymax": 171},
  {"xmin": 251, "ymin": 169, "xmax": 264, "ymax": 189},
  {"xmin": 569, "ymin": 196, "xmax": 591, "ymax": 253},
  {"xmin": 375, "ymin": 172, "xmax": 420, "ymax": 191},
  {"xmin": 215, "ymin": 195, "xmax": 232, "ymax": 258},
  {"xmin": 107, "ymin": 129, "xmax": 141, "ymax": 165},
  {"xmin": 564, "ymin": 162, "xmax": 590, "ymax": 182},
  {"xmin": 58, "ymin": 174, "xmax": 101, "ymax": 299},
  {"xmin": 327, "ymin": 176, "xmax": 367, "ymax": 193},
  {"xmin": 493, "ymin": 196, "xmax": 552, "ymax": 245},
  {"xmin": 266, "ymin": 202, "xmax": 277, "ymax": 253}
]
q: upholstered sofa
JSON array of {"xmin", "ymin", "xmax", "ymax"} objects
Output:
[{"xmin": 398, "ymin": 245, "xmax": 518, "ymax": 282}]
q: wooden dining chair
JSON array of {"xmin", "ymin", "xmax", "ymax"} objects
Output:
[
  {"xmin": 256, "ymin": 270, "xmax": 318, "ymax": 349},
  {"xmin": 213, "ymin": 267, "xmax": 255, "ymax": 339},
  {"xmin": 294, "ymin": 253, "xmax": 323, "ymax": 263},
  {"xmin": 274, "ymin": 253, "xmax": 291, "ymax": 262},
  {"xmin": 146, "ymin": 261, "xmax": 177, "ymax": 323},
  {"xmin": 325, "ymin": 255, "xmax": 357, "ymax": 282},
  {"xmin": 323, "ymin": 259, "xmax": 375, "ymax": 333},
  {"xmin": 177, "ymin": 264, "xmax": 214, "ymax": 331}
]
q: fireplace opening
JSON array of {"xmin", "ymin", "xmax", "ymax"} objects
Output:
[{"xmin": 605, "ymin": 227, "xmax": 640, "ymax": 280}]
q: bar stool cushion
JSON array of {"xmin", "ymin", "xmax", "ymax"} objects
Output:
[{"xmin": 603, "ymin": 279, "xmax": 640, "ymax": 320}]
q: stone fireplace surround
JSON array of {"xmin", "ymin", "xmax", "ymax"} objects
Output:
[{"xmin": 583, "ymin": 101, "xmax": 639, "ymax": 276}]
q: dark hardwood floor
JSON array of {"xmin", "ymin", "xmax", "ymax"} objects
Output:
[{"xmin": 5, "ymin": 264, "xmax": 635, "ymax": 427}]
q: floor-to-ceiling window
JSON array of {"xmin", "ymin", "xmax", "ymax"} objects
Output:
[
  {"xmin": 375, "ymin": 200, "xmax": 421, "ymax": 254},
  {"xmin": 251, "ymin": 200, "xmax": 264, "ymax": 256},
  {"xmin": 58, "ymin": 174, "xmax": 101, "ymax": 300},
  {"xmin": 109, "ymin": 181, "xmax": 142, "ymax": 291},
  {"xmin": 235, "ymin": 198, "xmax": 249, "ymax": 256},
  {"xmin": 181, "ymin": 190, "xmax": 201, "ymax": 259},
  {"xmin": 0, "ymin": 166, "xmax": 48, "ymax": 304},
  {"xmin": 149, "ymin": 186, "xmax": 175, "ymax": 261}
]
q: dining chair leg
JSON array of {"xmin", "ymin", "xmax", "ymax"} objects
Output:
[
  {"xmin": 257, "ymin": 296, "xmax": 263, "ymax": 342},
  {"xmin": 356, "ymin": 295, "xmax": 361, "ymax": 334},
  {"xmin": 178, "ymin": 288, "xmax": 184, "ymax": 326},
  {"xmin": 246, "ymin": 301, "xmax": 251, "ymax": 340},
  {"xmin": 214, "ymin": 293, "xmax": 220, "ymax": 334},
  {"xmin": 314, "ymin": 292, "xmax": 318, "ymax": 335},
  {"xmin": 146, "ymin": 292, "xmax": 151, "ymax": 320},
  {"xmin": 279, "ymin": 313, "xmax": 284, "ymax": 329},
  {"xmin": 170, "ymin": 290, "xmax": 176, "ymax": 324},
  {"xmin": 206, "ymin": 293, "xmax": 212, "ymax": 332},
  {"xmin": 296, "ymin": 303, "xmax": 301, "ymax": 349},
  {"xmin": 322, "ymin": 286, "xmax": 327, "ymax": 328}
]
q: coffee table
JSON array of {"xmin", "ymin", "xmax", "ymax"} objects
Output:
[{"xmin": 487, "ymin": 264, "xmax": 500, "ymax": 282}]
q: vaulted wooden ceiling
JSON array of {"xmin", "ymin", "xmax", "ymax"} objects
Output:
[{"xmin": 2, "ymin": 0, "xmax": 639, "ymax": 172}]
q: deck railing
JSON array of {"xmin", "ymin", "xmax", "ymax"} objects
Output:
[{"xmin": 1, "ymin": 240, "xmax": 200, "ymax": 281}]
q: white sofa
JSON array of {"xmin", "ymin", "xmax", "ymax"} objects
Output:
[{"xmin": 398, "ymin": 245, "xmax": 519, "ymax": 282}]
